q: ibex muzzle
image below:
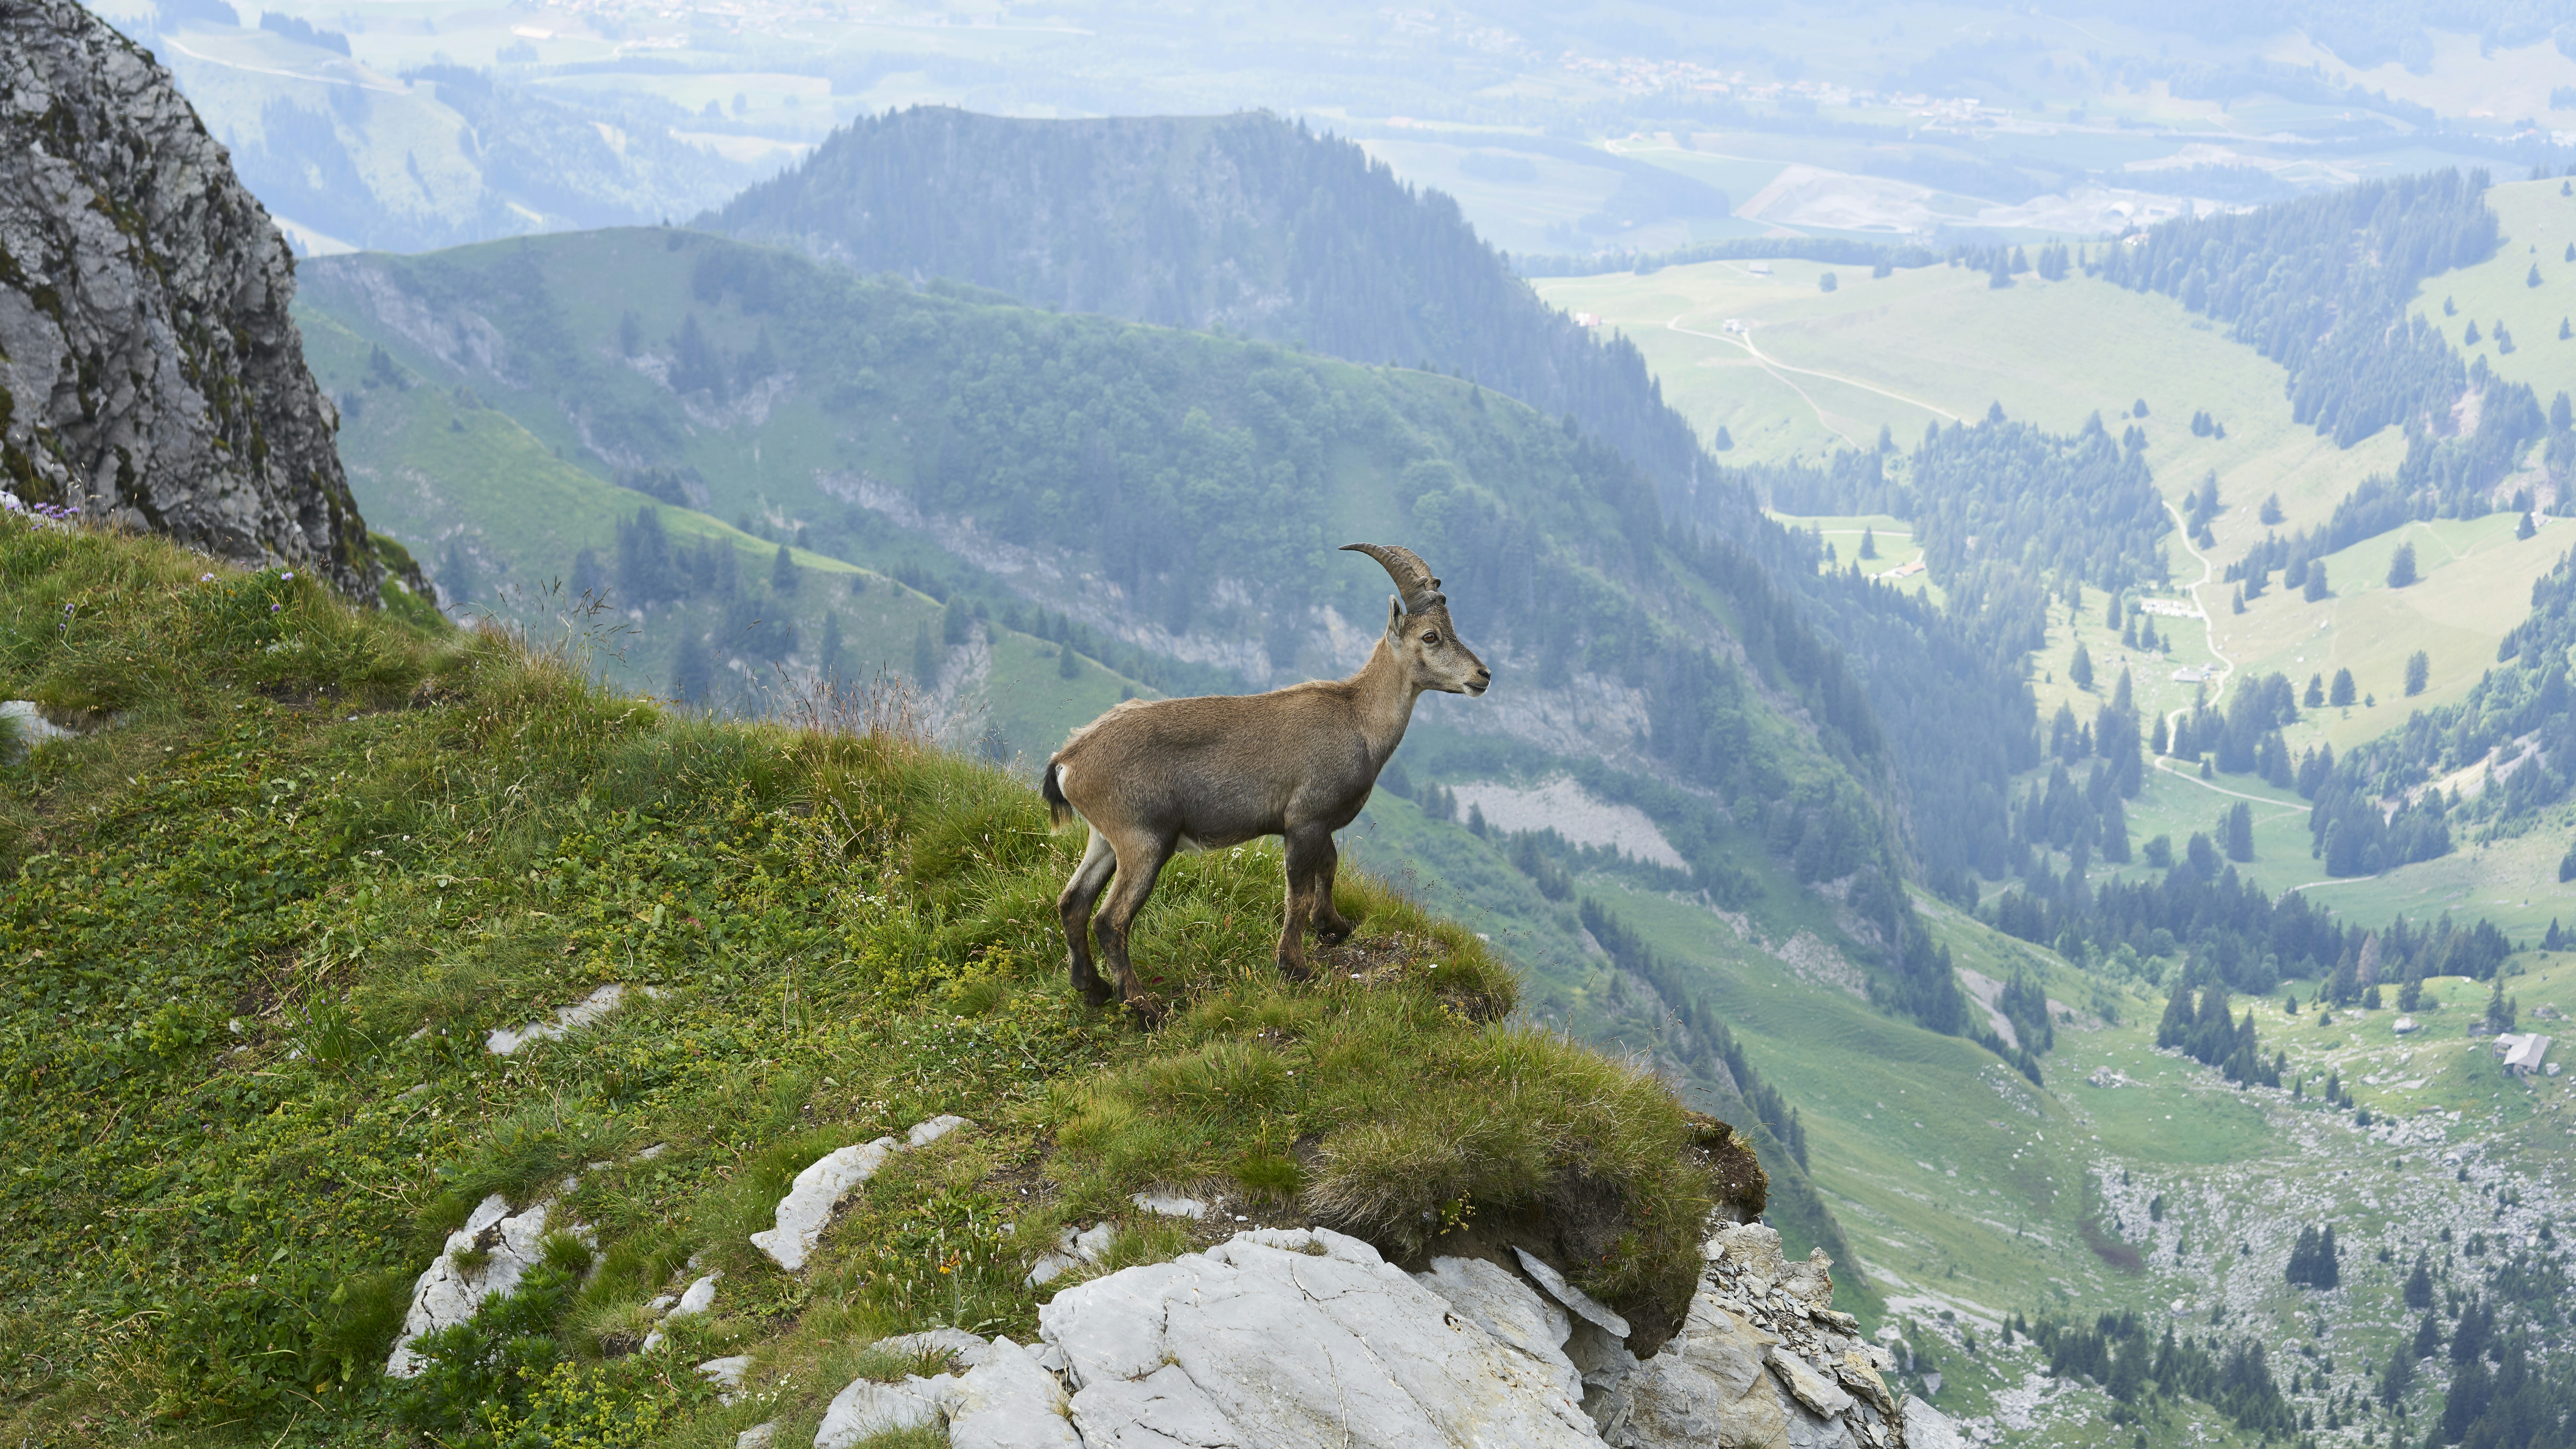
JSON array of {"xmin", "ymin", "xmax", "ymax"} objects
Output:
[{"xmin": 1040, "ymin": 544, "xmax": 1490, "ymax": 1014}]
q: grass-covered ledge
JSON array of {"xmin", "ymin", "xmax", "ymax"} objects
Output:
[{"xmin": 0, "ymin": 517, "xmax": 1756, "ymax": 1446}]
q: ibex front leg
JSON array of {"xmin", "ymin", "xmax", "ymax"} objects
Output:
[
  {"xmin": 1310, "ymin": 834, "xmax": 1356, "ymax": 945},
  {"xmin": 1278, "ymin": 825, "xmax": 1335, "ymax": 980}
]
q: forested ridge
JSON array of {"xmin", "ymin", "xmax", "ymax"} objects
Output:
[
  {"xmin": 706, "ymin": 108, "xmax": 1760, "ymax": 547},
  {"xmin": 1715, "ymin": 408, "xmax": 2175, "ymax": 893},
  {"xmin": 2098, "ymin": 170, "xmax": 2544, "ymax": 524},
  {"xmin": 2315, "ymin": 545, "xmax": 2576, "ymax": 846}
]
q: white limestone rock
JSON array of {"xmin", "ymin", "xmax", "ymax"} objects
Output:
[
  {"xmin": 1130, "ymin": 1192, "xmax": 1208, "ymax": 1219},
  {"xmin": 0, "ymin": 701, "xmax": 75, "ymax": 762},
  {"xmin": 697, "ymin": 1355, "xmax": 751, "ymax": 1402},
  {"xmin": 1771, "ymin": 1345, "xmax": 1856, "ymax": 1418},
  {"xmin": 488, "ymin": 983, "xmax": 655, "ymax": 1055},
  {"xmin": 1515, "ymin": 1244, "xmax": 1633, "ymax": 1338},
  {"xmin": 1039, "ymin": 1226, "xmax": 1599, "ymax": 1448},
  {"xmin": 1612, "ymin": 1223, "xmax": 1899, "ymax": 1449},
  {"xmin": 734, "ymin": 1422, "xmax": 776, "ymax": 1449},
  {"xmin": 641, "ymin": 1270, "xmax": 721, "ymax": 1353},
  {"xmin": 813, "ymin": 1372, "xmax": 956, "ymax": 1449},
  {"xmin": 752, "ymin": 1117, "xmax": 974, "ymax": 1272},
  {"xmin": 386, "ymin": 1194, "xmax": 584, "ymax": 1377},
  {"xmin": 1618, "ymin": 1294, "xmax": 1783, "ymax": 1448},
  {"xmin": 1902, "ymin": 1396, "xmax": 1965, "ymax": 1449},
  {"xmin": 873, "ymin": 1327, "xmax": 995, "ymax": 1370},
  {"xmin": 753, "ymin": 1137, "xmax": 896, "ymax": 1272},
  {"xmin": 1413, "ymin": 1255, "xmax": 1583, "ymax": 1404},
  {"xmin": 946, "ymin": 1336, "xmax": 1081, "ymax": 1449},
  {"xmin": 908, "ymin": 1114, "xmax": 971, "ymax": 1148},
  {"xmin": 1026, "ymin": 1221, "xmax": 1116, "ymax": 1288}
]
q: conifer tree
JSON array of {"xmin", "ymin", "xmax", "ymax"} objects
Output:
[
  {"xmin": 913, "ymin": 620, "xmax": 938, "ymax": 685},
  {"xmin": 2405, "ymin": 1251, "xmax": 2435, "ymax": 1310},
  {"xmin": 2224, "ymin": 801, "xmax": 2254, "ymax": 862}
]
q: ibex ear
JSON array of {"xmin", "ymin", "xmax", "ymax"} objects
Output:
[{"xmin": 1385, "ymin": 595, "xmax": 1405, "ymax": 636}]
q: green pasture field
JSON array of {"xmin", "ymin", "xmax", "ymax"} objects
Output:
[
  {"xmin": 1531, "ymin": 252, "xmax": 2410, "ymax": 543},
  {"xmin": 1355, "ymin": 139, "xmax": 1642, "ymax": 257},
  {"xmin": 2411, "ymin": 177, "xmax": 2576, "ymax": 408},
  {"xmin": 1768, "ymin": 512, "xmax": 1939, "ymax": 602}
]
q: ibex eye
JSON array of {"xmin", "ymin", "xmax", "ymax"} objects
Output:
[{"xmin": 1422, "ymin": 632, "xmax": 1440, "ymax": 645}]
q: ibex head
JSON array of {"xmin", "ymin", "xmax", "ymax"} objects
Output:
[{"xmin": 1343, "ymin": 543, "xmax": 1490, "ymax": 697}]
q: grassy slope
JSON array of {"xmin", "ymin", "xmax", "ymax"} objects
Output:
[
  {"xmin": 290, "ymin": 227, "xmax": 1943, "ymax": 1319},
  {"xmin": 2410, "ymin": 178, "xmax": 2576, "ymax": 395},
  {"xmin": 0, "ymin": 521, "xmax": 1744, "ymax": 1446}
]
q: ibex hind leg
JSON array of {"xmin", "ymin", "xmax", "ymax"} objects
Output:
[
  {"xmin": 1092, "ymin": 836, "xmax": 1173, "ymax": 1020},
  {"xmin": 1058, "ymin": 829, "xmax": 1118, "ymax": 1006}
]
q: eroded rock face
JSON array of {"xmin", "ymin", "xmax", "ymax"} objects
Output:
[
  {"xmin": 1607, "ymin": 1223, "xmax": 1907, "ymax": 1449},
  {"xmin": 1042, "ymin": 1227, "xmax": 1601, "ymax": 1448},
  {"xmin": 804, "ymin": 1225, "xmax": 1945, "ymax": 1449},
  {"xmin": 0, "ymin": 0, "xmax": 378, "ymax": 598}
]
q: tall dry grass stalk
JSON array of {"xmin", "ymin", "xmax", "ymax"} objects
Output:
[{"xmin": 766, "ymin": 665, "xmax": 939, "ymax": 751}]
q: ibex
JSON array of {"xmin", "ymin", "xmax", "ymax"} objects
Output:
[{"xmin": 1041, "ymin": 544, "xmax": 1491, "ymax": 1013}]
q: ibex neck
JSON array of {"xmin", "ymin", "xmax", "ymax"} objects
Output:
[{"xmin": 1351, "ymin": 642, "xmax": 1424, "ymax": 762}]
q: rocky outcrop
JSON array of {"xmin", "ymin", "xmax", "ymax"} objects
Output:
[
  {"xmin": 1608, "ymin": 1221, "xmax": 1900, "ymax": 1448},
  {"xmin": 750, "ymin": 1115, "xmax": 971, "ymax": 1271},
  {"xmin": 799, "ymin": 1223, "xmax": 1944, "ymax": 1449},
  {"xmin": 386, "ymin": 1193, "xmax": 591, "ymax": 1377},
  {"xmin": 0, "ymin": 0, "xmax": 378, "ymax": 599}
]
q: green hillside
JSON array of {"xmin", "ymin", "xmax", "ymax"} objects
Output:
[
  {"xmin": 0, "ymin": 517, "xmax": 1749, "ymax": 1445},
  {"xmin": 292, "ymin": 226, "xmax": 1985, "ymax": 1280},
  {"xmin": 701, "ymin": 109, "xmax": 1734, "ymax": 540},
  {"xmin": 300, "ymin": 307, "xmax": 1139, "ymax": 762}
]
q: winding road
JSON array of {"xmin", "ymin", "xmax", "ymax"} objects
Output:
[{"xmin": 1665, "ymin": 312, "xmax": 1963, "ymax": 447}]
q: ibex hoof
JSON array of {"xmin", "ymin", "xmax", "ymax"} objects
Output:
[
  {"xmin": 1120, "ymin": 993, "xmax": 1171, "ymax": 1028},
  {"xmin": 1275, "ymin": 955, "xmax": 1314, "ymax": 983}
]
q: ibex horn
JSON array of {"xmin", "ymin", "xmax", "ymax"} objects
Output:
[{"xmin": 1341, "ymin": 543, "xmax": 1444, "ymax": 614}]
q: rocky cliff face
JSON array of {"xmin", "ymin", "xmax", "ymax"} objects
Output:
[{"xmin": 0, "ymin": 0, "xmax": 378, "ymax": 600}]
